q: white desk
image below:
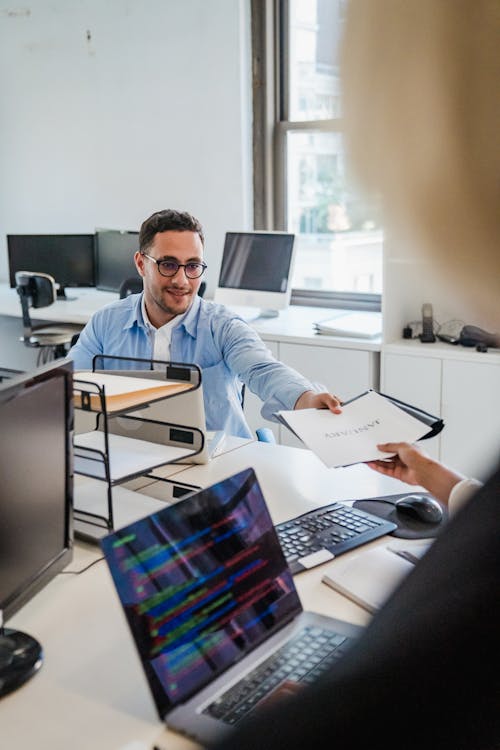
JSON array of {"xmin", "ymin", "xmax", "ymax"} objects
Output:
[
  {"xmin": 0, "ymin": 283, "xmax": 118, "ymax": 325},
  {"xmin": 0, "ymin": 283, "xmax": 381, "ymax": 348},
  {"xmin": 144, "ymin": 441, "xmax": 416, "ymax": 525},
  {"xmin": 1, "ymin": 440, "xmax": 420, "ymax": 750}
]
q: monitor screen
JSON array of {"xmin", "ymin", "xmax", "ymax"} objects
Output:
[
  {"xmin": 7, "ymin": 234, "xmax": 95, "ymax": 298},
  {"xmin": 214, "ymin": 231, "xmax": 296, "ymax": 316},
  {"xmin": 0, "ymin": 359, "xmax": 73, "ymax": 622},
  {"xmin": 95, "ymin": 229, "xmax": 141, "ymax": 293}
]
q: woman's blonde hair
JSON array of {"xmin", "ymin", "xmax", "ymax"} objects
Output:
[{"xmin": 341, "ymin": 0, "xmax": 500, "ymax": 318}]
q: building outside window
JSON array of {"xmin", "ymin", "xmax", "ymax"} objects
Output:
[{"xmin": 254, "ymin": 0, "xmax": 382, "ymax": 309}]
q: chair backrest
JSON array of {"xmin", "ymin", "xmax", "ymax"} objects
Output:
[
  {"xmin": 14, "ymin": 272, "xmax": 75, "ymax": 363},
  {"xmin": 15, "ymin": 272, "xmax": 57, "ymax": 337},
  {"xmin": 119, "ymin": 276, "xmax": 143, "ymax": 299},
  {"xmin": 256, "ymin": 427, "xmax": 277, "ymax": 444}
]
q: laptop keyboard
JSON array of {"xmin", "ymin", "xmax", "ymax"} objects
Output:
[
  {"xmin": 203, "ymin": 625, "xmax": 352, "ymax": 725},
  {"xmin": 276, "ymin": 502, "xmax": 397, "ymax": 574}
]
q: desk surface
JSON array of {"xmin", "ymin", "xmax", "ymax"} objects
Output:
[
  {"xmin": 0, "ymin": 283, "xmax": 118, "ymax": 325},
  {"xmin": 0, "ymin": 283, "xmax": 381, "ymax": 350},
  {"xmin": 2, "ymin": 441, "xmax": 419, "ymax": 750}
]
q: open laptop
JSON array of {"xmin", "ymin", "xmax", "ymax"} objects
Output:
[{"xmin": 101, "ymin": 467, "xmax": 362, "ymax": 745}]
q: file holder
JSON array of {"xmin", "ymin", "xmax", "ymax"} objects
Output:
[
  {"xmin": 73, "ymin": 358, "xmax": 203, "ymax": 538},
  {"xmin": 376, "ymin": 391, "xmax": 444, "ymax": 440},
  {"xmin": 343, "ymin": 389, "xmax": 445, "ymax": 440}
]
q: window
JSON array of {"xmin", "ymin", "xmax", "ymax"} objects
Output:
[{"xmin": 252, "ymin": 0, "xmax": 382, "ymax": 310}]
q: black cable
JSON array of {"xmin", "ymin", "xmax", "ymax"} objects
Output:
[{"xmin": 59, "ymin": 556, "xmax": 105, "ymax": 575}]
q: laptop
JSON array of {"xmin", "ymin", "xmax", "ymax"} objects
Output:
[{"xmin": 101, "ymin": 467, "xmax": 362, "ymax": 745}]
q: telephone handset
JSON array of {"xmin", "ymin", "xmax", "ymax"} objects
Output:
[{"xmin": 420, "ymin": 303, "xmax": 436, "ymax": 343}]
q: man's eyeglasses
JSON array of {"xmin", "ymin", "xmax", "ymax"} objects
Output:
[{"xmin": 141, "ymin": 252, "xmax": 207, "ymax": 279}]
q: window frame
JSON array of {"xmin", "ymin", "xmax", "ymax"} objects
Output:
[{"xmin": 251, "ymin": 0, "xmax": 382, "ymax": 312}]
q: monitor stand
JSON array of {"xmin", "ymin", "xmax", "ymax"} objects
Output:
[
  {"xmin": 56, "ymin": 285, "xmax": 77, "ymax": 301},
  {"xmin": 0, "ymin": 628, "xmax": 43, "ymax": 697},
  {"xmin": 231, "ymin": 306, "xmax": 281, "ymax": 323},
  {"xmin": 258, "ymin": 308, "xmax": 280, "ymax": 319}
]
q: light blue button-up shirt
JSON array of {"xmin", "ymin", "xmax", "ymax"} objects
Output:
[{"xmin": 69, "ymin": 293, "xmax": 320, "ymax": 438}]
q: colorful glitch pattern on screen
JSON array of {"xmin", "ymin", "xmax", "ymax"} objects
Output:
[{"xmin": 101, "ymin": 468, "xmax": 299, "ymax": 713}]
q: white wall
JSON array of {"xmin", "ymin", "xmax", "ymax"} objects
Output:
[
  {"xmin": 0, "ymin": 0, "xmax": 252, "ymax": 296},
  {"xmin": 383, "ymin": 230, "xmax": 498, "ymax": 343}
]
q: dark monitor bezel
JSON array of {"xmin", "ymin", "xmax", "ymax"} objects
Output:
[
  {"xmin": 94, "ymin": 229, "xmax": 140, "ymax": 293},
  {"xmin": 217, "ymin": 231, "xmax": 296, "ymax": 293},
  {"xmin": 214, "ymin": 231, "xmax": 296, "ymax": 313},
  {"xmin": 7, "ymin": 234, "xmax": 96, "ymax": 292},
  {"xmin": 0, "ymin": 359, "xmax": 74, "ymax": 623}
]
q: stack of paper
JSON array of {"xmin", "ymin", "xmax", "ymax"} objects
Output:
[
  {"xmin": 314, "ymin": 312, "xmax": 382, "ymax": 339},
  {"xmin": 73, "ymin": 371, "xmax": 192, "ymax": 412},
  {"xmin": 275, "ymin": 390, "xmax": 431, "ymax": 468}
]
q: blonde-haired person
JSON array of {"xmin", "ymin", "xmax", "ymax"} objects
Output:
[{"xmin": 210, "ymin": 2, "xmax": 499, "ymax": 748}]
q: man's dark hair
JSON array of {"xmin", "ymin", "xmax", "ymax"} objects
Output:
[{"xmin": 139, "ymin": 209, "xmax": 204, "ymax": 252}]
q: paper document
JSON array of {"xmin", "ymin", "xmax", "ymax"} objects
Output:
[
  {"xmin": 275, "ymin": 390, "xmax": 430, "ymax": 468},
  {"xmin": 314, "ymin": 312, "xmax": 382, "ymax": 339},
  {"xmin": 73, "ymin": 371, "xmax": 191, "ymax": 412}
]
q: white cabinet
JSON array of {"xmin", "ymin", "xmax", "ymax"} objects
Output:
[
  {"xmin": 382, "ymin": 343, "xmax": 500, "ymax": 480},
  {"xmin": 278, "ymin": 343, "xmax": 379, "ymax": 447},
  {"xmin": 381, "ymin": 352, "xmax": 442, "ymax": 459},
  {"xmin": 441, "ymin": 359, "xmax": 500, "ymax": 480},
  {"xmin": 244, "ymin": 338, "xmax": 380, "ymax": 447}
]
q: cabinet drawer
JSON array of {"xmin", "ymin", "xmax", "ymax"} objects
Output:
[{"xmin": 279, "ymin": 343, "xmax": 378, "ymax": 448}]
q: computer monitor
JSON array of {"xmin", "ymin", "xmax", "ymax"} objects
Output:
[
  {"xmin": 7, "ymin": 234, "xmax": 95, "ymax": 300},
  {"xmin": 0, "ymin": 358, "xmax": 74, "ymax": 697},
  {"xmin": 95, "ymin": 229, "xmax": 141, "ymax": 293},
  {"xmin": 214, "ymin": 231, "xmax": 296, "ymax": 318}
]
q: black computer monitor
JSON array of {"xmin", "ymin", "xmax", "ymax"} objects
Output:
[
  {"xmin": 0, "ymin": 358, "xmax": 74, "ymax": 697},
  {"xmin": 7, "ymin": 234, "xmax": 95, "ymax": 299},
  {"xmin": 95, "ymin": 229, "xmax": 140, "ymax": 292},
  {"xmin": 214, "ymin": 231, "xmax": 296, "ymax": 318}
]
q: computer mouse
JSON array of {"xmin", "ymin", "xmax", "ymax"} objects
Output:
[{"xmin": 395, "ymin": 494, "xmax": 444, "ymax": 524}]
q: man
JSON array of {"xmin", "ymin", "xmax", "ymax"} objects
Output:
[{"xmin": 69, "ymin": 209, "xmax": 342, "ymax": 437}]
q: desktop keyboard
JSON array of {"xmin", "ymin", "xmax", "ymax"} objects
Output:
[
  {"xmin": 203, "ymin": 625, "xmax": 353, "ymax": 725},
  {"xmin": 276, "ymin": 502, "xmax": 397, "ymax": 574}
]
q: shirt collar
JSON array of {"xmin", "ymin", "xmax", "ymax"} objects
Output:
[
  {"xmin": 123, "ymin": 292, "xmax": 146, "ymax": 330},
  {"xmin": 177, "ymin": 294, "xmax": 202, "ymax": 339}
]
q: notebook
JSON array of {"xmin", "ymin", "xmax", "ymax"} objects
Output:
[
  {"xmin": 101, "ymin": 467, "xmax": 362, "ymax": 745},
  {"xmin": 321, "ymin": 540, "xmax": 432, "ymax": 613},
  {"xmin": 313, "ymin": 312, "xmax": 382, "ymax": 339}
]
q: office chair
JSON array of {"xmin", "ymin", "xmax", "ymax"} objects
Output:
[
  {"xmin": 256, "ymin": 427, "xmax": 276, "ymax": 444},
  {"xmin": 119, "ymin": 276, "xmax": 143, "ymax": 299},
  {"xmin": 15, "ymin": 272, "xmax": 77, "ymax": 364}
]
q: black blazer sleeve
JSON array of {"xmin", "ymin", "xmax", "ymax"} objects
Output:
[{"xmin": 208, "ymin": 465, "xmax": 500, "ymax": 750}]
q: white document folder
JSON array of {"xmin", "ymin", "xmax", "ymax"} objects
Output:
[{"xmin": 275, "ymin": 390, "xmax": 430, "ymax": 468}]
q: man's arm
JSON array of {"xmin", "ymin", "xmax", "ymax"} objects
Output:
[
  {"xmin": 217, "ymin": 316, "xmax": 342, "ymax": 418},
  {"xmin": 68, "ymin": 318, "xmax": 103, "ymax": 370}
]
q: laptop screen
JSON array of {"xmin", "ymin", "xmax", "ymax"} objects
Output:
[{"xmin": 101, "ymin": 468, "xmax": 301, "ymax": 717}]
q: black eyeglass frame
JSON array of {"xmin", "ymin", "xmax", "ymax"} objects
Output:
[{"xmin": 140, "ymin": 252, "xmax": 207, "ymax": 279}]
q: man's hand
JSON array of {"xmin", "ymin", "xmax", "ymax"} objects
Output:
[{"xmin": 294, "ymin": 390, "xmax": 342, "ymax": 414}]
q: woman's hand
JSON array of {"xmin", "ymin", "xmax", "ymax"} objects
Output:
[{"xmin": 366, "ymin": 442, "xmax": 464, "ymax": 504}]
